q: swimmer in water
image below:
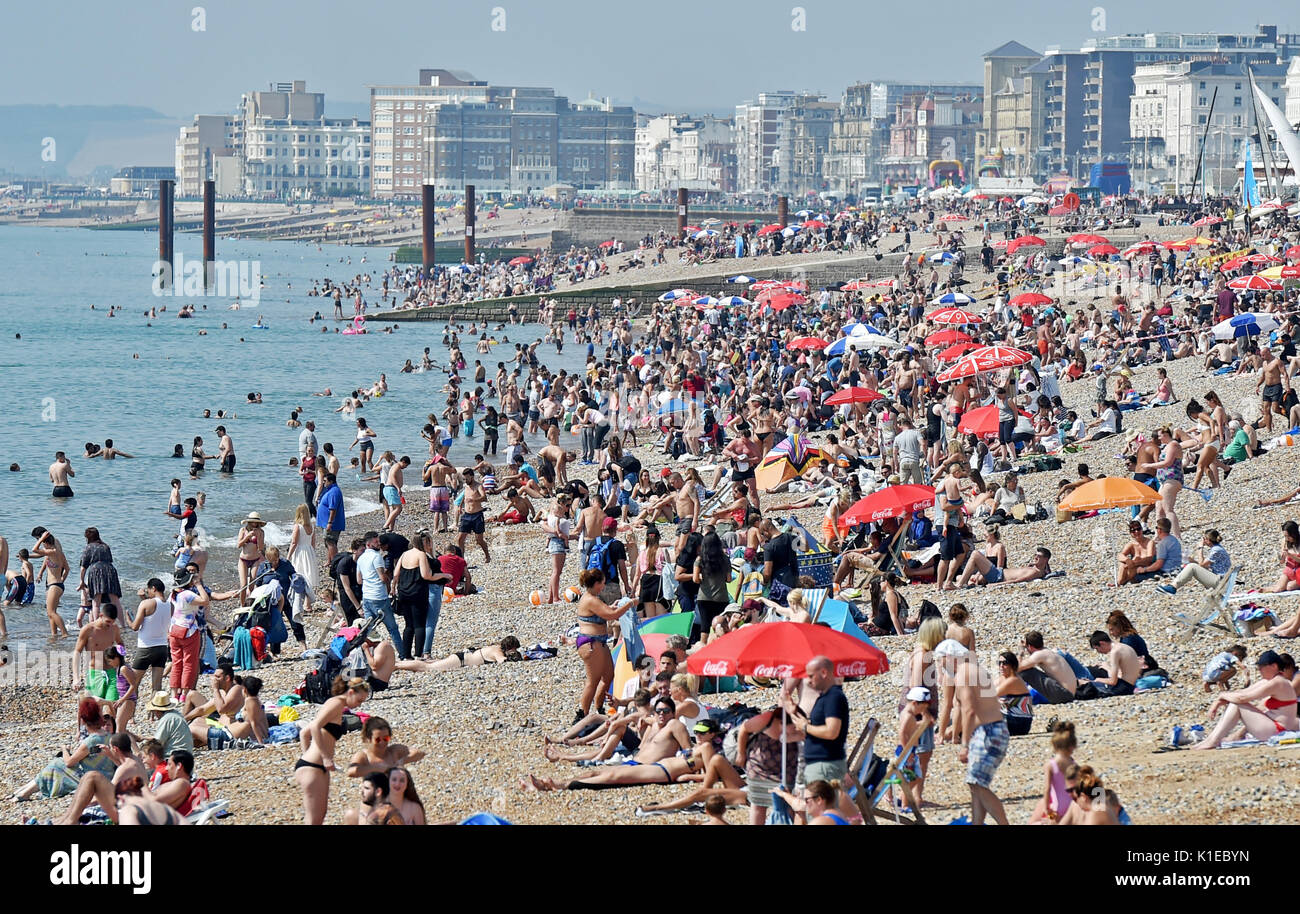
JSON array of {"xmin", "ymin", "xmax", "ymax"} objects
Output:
[{"xmin": 99, "ymin": 439, "xmax": 134, "ymax": 459}]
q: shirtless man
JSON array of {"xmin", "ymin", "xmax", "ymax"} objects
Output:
[
  {"xmin": 575, "ymin": 498, "xmax": 607, "ymax": 566},
  {"xmin": 342, "ymin": 771, "xmax": 404, "ymax": 825},
  {"xmin": 30, "ymin": 526, "xmax": 70, "ymax": 637},
  {"xmin": 1084, "ymin": 631, "xmax": 1142, "ymax": 697},
  {"xmin": 1015, "ymin": 629, "xmax": 1078, "ymax": 703},
  {"xmin": 99, "ymin": 439, "xmax": 134, "ymax": 459},
  {"xmin": 537, "ymin": 444, "xmax": 575, "ymax": 491},
  {"xmin": 456, "ymin": 468, "xmax": 491, "ymax": 563},
  {"xmin": 504, "ymin": 414, "xmax": 526, "ymax": 466},
  {"xmin": 937, "ymin": 639, "xmax": 1010, "ymax": 825},
  {"xmin": 659, "ymin": 472, "xmax": 701, "ymax": 552},
  {"xmin": 49, "ymin": 452, "xmax": 75, "ymax": 498},
  {"xmin": 215, "ymin": 426, "xmax": 236, "ymax": 474},
  {"xmin": 957, "ymin": 545, "xmax": 1051, "ymax": 587},
  {"xmin": 183, "ymin": 662, "xmax": 246, "ymax": 726},
  {"xmin": 935, "ymin": 465, "xmax": 967, "ymax": 591},
  {"xmin": 542, "ymin": 691, "xmax": 684, "ymax": 764},
  {"xmin": 71, "ymin": 603, "xmax": 124, "ymax": 692},
  {"xmin": 51, "ymin": 733, "xmax": 150, "ymax": 825},
  {"xmin": 526, "ymin": 698, "xmax": 704, "ymax": 790},
  {"xmin": 1256, "ymin": 347, "xmax": 1290, "ymax": 433},
  {"xmin": 423, "ymin": 456, "xmax": 456, "ymax": 533},
  {"xmin": 717, "ymin": 423, "xmax": 761, "ymax": 509},
  {"xmin": 56, "ymin": 750, "xmax": 194, "ymax": 825}
]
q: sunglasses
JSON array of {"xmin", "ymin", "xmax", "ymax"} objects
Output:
[{"xmin": 654, "ymin": 707, "xmax": 673, "ymax": 714}]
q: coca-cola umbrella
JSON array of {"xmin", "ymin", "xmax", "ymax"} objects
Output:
[
  {"xmin": 1285, "ymin": 245, "xmax": 1300, "ymax": 260},
  {"xmin": 1067, "ymin": 233, "xmax": 1108, "ymax": 246},
  {"xmin": 1227, "ymin": 275, "xmax": 1283, "ymax": 292},
  {"xmin": 839, "ymin": 484, "xmax": 936, "ymax": 529},
  {"xmin": 686, "ymin": 621, "xmax": 889, "ymax": 787},
  {"xmin": 1009, "ymin": 292, "xmax": 1053, "ymax": 307},
  {"xmin": 927, "ymin": 306, "xmax": 983, "ymax": 324},
  {"xmin": 756, "ymin": 223, "xmax": 785, "ymax": 236},
  {"xmin": 925, "ymin": 329, "xmax": 973, "ymax": 347},
  {"xmin": 508, "ymin": 255, "xmax": 533, "ymax": 266},
  {"xmin": 937, "ymin": 341, "xmax": 980, "ymax": 362},
  {"xmin": 687, "ymin": 622, "xmax": 889, "ymax": 680},
  {"xmin": 825, "ymin": 386, "xmax": 884, "ymax": 406},
  {"xmin": 936, "ymin": 346, "xmax": 1033, "ymax": 383},
  {"xmin": 1088, "ymin": 243, "xmax": 1120, "ymax": 257}
]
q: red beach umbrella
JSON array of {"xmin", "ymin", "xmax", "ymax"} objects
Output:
[
  {"xmin": 1009, "ymin": 292, "xmax": 1053, "ymax": 307},
  {"xmin": 925, "ymin": 329, "xmax": 973, "ymax": 346},
  {"xmin": 825, "ymin": 386, "xmax": 884, "ymax": 406},
  {"xmin": 1227, "ymin": 275, "xmax": 1283, "ymax": 292},
  {"xmin": 1088, "ymin": 243, "xmax": 1119, "ymax": 257},
  {"xmin": 927, "ymin": 307, "xmax": 983, "ymax": 324},
  {"xmin": 787, "ymin": 336, "xmax": 829, "ymax": 351},
  {"xmin": 937, "ymin": 341, "xmax": 980, "ymax": 362},
  {"xmin": 839, "ymin": 485, "xmax": 936, "ymax": 528},
  {"xmin": 686, "ymin": 622, "xmax": 889, "ymax": 680}
]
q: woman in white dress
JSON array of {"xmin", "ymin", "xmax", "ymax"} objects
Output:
[{"xmin": 287, "ymin": 503, "xmax": 319, "ymax": 619}]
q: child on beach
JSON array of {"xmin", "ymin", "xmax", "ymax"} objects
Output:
[
  {"xmin": 1029, "ymin": 721, "xmax": 1077, "ymax": 824},
  {"xmin": 1203, "ymin": 645, "xmax": 1249, "ymax": 692},
  {"xmin": 164, "ymin": 479, "xmax": 182, "ymax": 517},
  {"xmin": 897, "ymin": 686, "xmax": 935, "ymax": 808}
]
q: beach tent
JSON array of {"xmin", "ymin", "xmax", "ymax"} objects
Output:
[{"xmin": 609, "ymin": 612, "xmax": 694, "ymax": 697}]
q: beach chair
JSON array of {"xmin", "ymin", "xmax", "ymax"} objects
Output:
[
  {"xmin": 186, "ymin": 799, "xmax": 230, "ymax": 825},
  {"xmin": 841, "ymin": 527, "xmax": 909, "ymax": 590},
  {"xmin": 1170, "ymin": 569, "xmax": 1238, "ymax": 642},
  {"xmin": 844, "ymin": 718, "xmax": 926, "ymax": 825}
]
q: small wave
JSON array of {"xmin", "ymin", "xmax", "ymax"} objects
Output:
[
  {"xmin": 344, "ymin": 496, "xmax": 383, "ymax": 516},
  {"xmin": 205, "ymin": 521, "xmax": 293, "ymax": 549}
]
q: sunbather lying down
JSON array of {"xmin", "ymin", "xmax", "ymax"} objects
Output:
[
  {"xmin": 521, "ymin": 754, "xmax": 700, "ymax": 791},
  {"xmin": 394, "ymin": 636, "xmax": 522, "ymax": 674},
  {"xmin": 636, "ymin": 786, "xmax": 748, "ymax": 817}
]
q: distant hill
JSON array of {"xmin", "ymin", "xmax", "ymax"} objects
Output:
[{"xmin": 0, "ymin": 105, "xmax": 183, "ymax": 179}]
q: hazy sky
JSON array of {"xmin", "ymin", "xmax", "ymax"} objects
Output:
[{"xmin": 2, "ymin": 0, "xmax": 1294, "ymax": 114}]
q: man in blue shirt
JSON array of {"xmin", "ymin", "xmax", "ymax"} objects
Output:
[
  {"xmin": 316, "ymin": 473, "xmax": 346, "ymax": 563},
  {"xmin": 356, "ymin": 530, "xmax": 404, "ymax": 658},
  {"xmin": 785, "ymin": 655, "xmax": 849, "ymax": 784}
]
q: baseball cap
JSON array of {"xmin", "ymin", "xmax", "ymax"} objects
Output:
[
  {"xmin": 933, "ymin": 639, "xmax": 969, "ymax": 659},
  {"xmin": 602, "ymin": 517, "xmax": 618, "ymax": 531},
  {"xmin": 1257, "ymin": 650, "xmax": 1282, "ymax": 667},
  {"xmin": 906, "ymin": 686, "xmax": 931, "ymax": 703},
  {"xmin": 693, "ymin": 720, "xmax": 721, "ymax": 734}
]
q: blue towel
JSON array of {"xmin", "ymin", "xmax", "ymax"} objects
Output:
[
  {"xmin": 266, "ymin": 723, "xmax": 300, "ymax": 744},
  {"xmin": 231, "ymin": 627, "xmax": 255, "ymax": 670}
]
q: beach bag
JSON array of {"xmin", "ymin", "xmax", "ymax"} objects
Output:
[{"xmin": 721, "ymin": 706, "xmax": 769, "ymax": 765}]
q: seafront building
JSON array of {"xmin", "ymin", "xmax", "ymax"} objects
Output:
[
  {"xmin": 634, "ymin": 114, "xmax": 735, "ymax": 193},
  {"xmin": 369, "ymin": 69, "xmax": 633, "ymax": 199},
  {"xmin": 175, "ymin": 80, "xmax": 369, "ymax": 199},
  {"xmin": 978, "ymin": 25, "xmax": 1300, "ymax": 182}
]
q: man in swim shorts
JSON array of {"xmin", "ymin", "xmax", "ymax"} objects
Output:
[
  {"xmin": 937, "ymin": 639, "xmax": 1009, "ymax": 825},
  {"xmin": 49, "ymin": 451, "xmax": 75, "ymax": 498},
  {"xmin": 216, "ymin": 426, "xmax": 236, "ymax": 473},
  {"xmin": 455, "ymin": 468, "xmax": 491, "ymax": 563}
]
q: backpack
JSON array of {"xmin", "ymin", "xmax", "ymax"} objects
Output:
[
  {"xmin": 586, "ymin": 536, "xmax": 621, "ymax": 581},
  {"xmin": 717, "ymin": 705, "xmax": 766, "ymax": 765}
]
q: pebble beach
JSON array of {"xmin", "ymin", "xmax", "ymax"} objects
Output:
[{"xmin": 5, "ymin": 217, "xmax": 1300, "ymax": 827}]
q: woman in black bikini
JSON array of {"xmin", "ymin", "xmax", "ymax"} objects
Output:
[
  {"xmin": 392, "ymin": 636, "xmax": 523, "ymax": 674},
  {"xmin": 294, "ymin": 676, "xmax": 370, "ymax": 825}
]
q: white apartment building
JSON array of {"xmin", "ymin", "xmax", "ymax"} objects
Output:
[
  {"xmin": 174, "ymin": 115, "xmax": 237, "ymax": 196},
  {"xmin": 734, "ymin": 92, "xmax": 798, "ymax": 193},
  {"xmin": 1131, "ymin": 62, "xmax": 1288, "ymax": 192},
  {"xmin": 634, "ymin": 115, "xmax": 733, "ymax": 191}
]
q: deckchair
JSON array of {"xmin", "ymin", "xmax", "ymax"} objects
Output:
[
  {"xmin": 839, "ymin": 526, "xmax": 909, "ymax": 590},
  {"xmin": 1170, "ymin": 569, "xmax": 1238, "ymax": 642},
  {"xmin": 844, "ymin": 717, "xmax": 926, "ymax": 825}
]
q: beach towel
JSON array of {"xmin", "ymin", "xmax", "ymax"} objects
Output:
[
  {"xmin": 230, "ymin": 627, "xmax": 255, "ymax": 670},
  {"xmin": 266, "ymin": 723, "xmax": 301, "ymax": 744}
]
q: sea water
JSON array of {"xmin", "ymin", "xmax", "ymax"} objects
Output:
[{"xmin": 0, "ymin": 224, "xmax": 588, "ymax": 639}]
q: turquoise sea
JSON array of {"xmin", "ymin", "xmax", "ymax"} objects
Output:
[{"xmin": 0, "ymin": 224, "xmax": 585, "ymax": 640}]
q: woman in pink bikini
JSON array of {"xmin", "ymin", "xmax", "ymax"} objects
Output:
[
  {"xmin": 1192, "ymin": 650, "xmax": 1299, "ymax": 750},
  {"xmin": 235, "ymin": 512, "xmax": 266, "ymax": 607}
]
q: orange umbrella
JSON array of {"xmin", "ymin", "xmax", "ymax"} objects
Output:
[{"xmin": 1058, "ymin": 477, "xmax": 1159, "ymax": 512}]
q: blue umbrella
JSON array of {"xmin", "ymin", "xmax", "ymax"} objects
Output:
[
  {"xmin": 727, "ymin": 275, "xmax": 756, "ymax": 283},
  {"xmin": 931, "ymin": 292, "xmax": 974, "ymax": 305},
  {"xmin": 693, "ymin": 229, "xmax": 720, "ymax": 240},
  {"xmin": 840, "ymin": 322, "xmax": 881, "ymax": 336},
  {"xmin": 928, "ymin": 251, "xmax": 957, "ymax": 263},
  {"xmin": 1211, "ymin": 312, "xmax": 1281, "ymax": 341},
  {"xmin": 716, "ymin": 296, "xmax": 752, "ymax": 307},
  {"xmin": 658, "ymin": 398, "xmax": 690, "ymax": 415},
  {"xmin": 693, "ymin": 296, "xmax": 720, "ymax": 307}
]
